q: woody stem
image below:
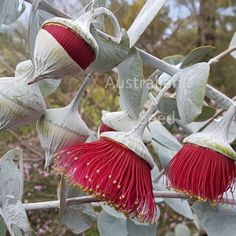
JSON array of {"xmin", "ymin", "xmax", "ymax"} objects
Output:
[
  {"xmin": 23, "ymin": 191, "xmax": 236, "ymax": 211},
  {"xmin": 137, "ymin": 48, "xmax": 234, "ymax": 110}
]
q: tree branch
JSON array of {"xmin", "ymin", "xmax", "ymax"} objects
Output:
[
  {"xmin": 23, "ymin": 191, "xmax": 236, "ymax": 211},
  {"xmin": 24, "ymin": 0, "xmax": 72, "ymax": 19},
  {"xmin": 208, "ymin": 47, "xmax": 236, "ymax": 65},
  {"xmin": 198, "ymin": 95, "xmax": 236, "ymax": 132}
]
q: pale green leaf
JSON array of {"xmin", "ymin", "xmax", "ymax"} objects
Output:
[
  {"xmin": 0, "ymin": 217, "xmax": 7, "ymax": 236},
  {"xmin": 181, "ymin": 46, "xmax": 215, "ymax": 68}
]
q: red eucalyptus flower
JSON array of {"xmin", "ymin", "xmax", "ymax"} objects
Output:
[
  {"xmin": 43, "ymin": 23, "xmax": 96, "ymax": 70},
  {"xmin": 55, "ymin": 130, "xmax": 158, "ymax": 223},
  {"xmin": 166, "ymin": 105, "xmax": 236, "ymax": 202}
]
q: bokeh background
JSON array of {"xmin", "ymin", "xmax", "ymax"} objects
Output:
[{"xmin": 0, "ymin": 0, "xmax": 236, "ymax": 235}]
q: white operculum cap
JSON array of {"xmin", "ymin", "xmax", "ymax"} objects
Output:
[
  {"xmin": 37, "ymin": 72, "xmax": 94, "ymax": 169},
  {"xmin": 184, "ymin": 104, "xmax": 236, "ymax": 159},
  {"xmin": 0, "ymin": 65, "xmax": 46, "ymax": 131},
  {"xmin": 37, "ymin": 106, "xmax": 90, "ymax": 169},
  {"xmin": 100, "ymin": 110, "xmax": 152, "ymax": 143},
  {"xmin": 101, "ymin": 130, "xmax": 155, "ymax": 168},
  {"xmin": 15, "ymin": 60, "xmax": 61, "ymax": 97},
  {"xmin": 31, "ymin": 28, "xmax": 81, "ymax": 84},
  {"xmin": 29, "ymin": 15, "xmax": 99, "ymax": 85}
]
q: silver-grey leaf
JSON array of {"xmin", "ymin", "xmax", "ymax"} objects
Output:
[
  {"xmin": 162, "ymin": 194, "xmax": 194, "ymax": 220},
  {"xmin": 28, "ymin": 0, "xmax": 57, "ymax": 61},
  {"xmin": 28, "ymin": 0, "xmax": 43, "ymax": 60},
  {"xmin": 0, "ymin": 149, "xmax": 23, "ymax": 201},
  {"xmin": 156, "ymin": 180, "xmax": 193, "ymax": 219},
  {"xmin": 180, "ymin": 46, "xmax": 215, "ymax": 68},
  {"xmin": 0, "ymin": 201, "xmax": 32, "ymax": 236},
  {"xmin": 193, "ymin": 202, "xmax": 236, "ymax": 236},
  {"xmin": 127, "ymin": 0, "xmax": 167, "ymax": 47},
  {"xmin": 37, "ymin": 78, "xmax": 61, "ymax": 97},
  {"xmin": 90, "ymin": 26, "xmax": 130, "ymax": 72},
  {"xmin": 229, "ymin": 32, "xmax": 236, "ymax": 59},
  {"xmin": 175, "ymin": 224, "xmax": 190, "ymax": 236},
  {"xmin": 0, "ymin": 0, "xmax": 25, "ymax": 25},
  {"xmin": 97, "ymin": 210, "xmax": 128, "ymax": 236},
  {"xmin": 149, "ymin": 121, "xmax": 182, "ymax": 151},
  {"xmin": 102, "ymin": 205, "xmax": 126, "ymax": 219},
  {"xmin": 176, "ymin": 63, "xmax": 210, "ymax": 123},
  {"xmin": 165, "ymin": 232, "xmax": 175, "ymax": 236},
  {"xmin": 62, "ymin": 205, "xmax": 96, "ymax": 234},
  {"xmin": 0, "ymin": 149, "xmax": 32, "ymax": 236},
  {"xmin": 62, "ymin": 183, "xmax": 96, "ymax": 234},
  {"xmin": 118, "ymin": 48, "xmax": 144, "ymax": 119},
  {"xmin": 152, "ymin": 141, "xmax": 177, "ymax": 167},
  {"xmin": 127, "ymin": 219, "xmax": 157, "ymax": 236},
  {"xmin": 149, "ymin": 121, "xmax": 181, "ymax": 167}
]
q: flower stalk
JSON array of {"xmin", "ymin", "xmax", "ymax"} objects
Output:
[{"xmin": 69, "ymin": 71, "xmax": 95, "ymax": 112}]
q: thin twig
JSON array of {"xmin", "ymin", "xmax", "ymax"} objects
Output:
[
  {"xmin": 23, "ymin": 196, "xmax": 100, "ymax": 211},
  {"xmin": 208, "ymin": 47, "xmax": 236, "ymax": 65},
  {"xmin": 198, "ymin": 95, "xmax": 236, "ymax": 132},
  {"xmin": 23, "ymin": 191, "xmax": 236, "ymax": 211},
  {"xmin": 0, "ymin": 57, "xmax": 15, "ymax": 74},
  {"xmin": 24, "ymin": 0, "xmax": 71, "ymax": 19}
]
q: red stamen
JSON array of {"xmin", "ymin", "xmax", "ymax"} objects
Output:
[
  {"xmin": 43, "ymin": 24, "xmax": 96, "ymax": 69},
  {"xmin": 55, "ymin": 137, "xmax": 158, "ymax": 222},
  {"xmin": 98, "ymin": 123, "xmax": 115, "ymax": 134},
  {"xmin": 166, "ymin": 143, "xmax": 236, "ymax": 202}
]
